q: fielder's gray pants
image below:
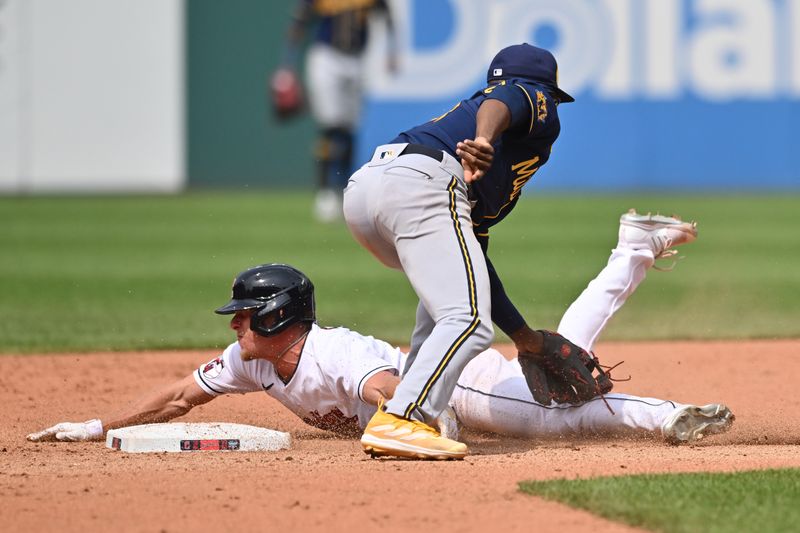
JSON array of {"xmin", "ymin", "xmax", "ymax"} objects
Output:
[{"xmin": 343, "ymin": 143, "xmax": 494, "ymax": 425}]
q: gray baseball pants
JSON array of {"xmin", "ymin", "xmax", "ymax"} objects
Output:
[{"xmin": 343, "ymin": 143, "xmax": 494, "ymax": 425}]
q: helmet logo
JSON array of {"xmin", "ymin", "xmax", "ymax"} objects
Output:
[{"xmin": 493, "ymin": 68, "xmax": 503, "ymax": 77}]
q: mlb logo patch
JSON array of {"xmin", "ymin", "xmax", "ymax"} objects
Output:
[
  {"xmin": 380, "ymin": 150, "xmax": 394, "ymax": 159},
  {"xmin": 493, "ymin": 68, "xmax": 503, "ymax": 77}
]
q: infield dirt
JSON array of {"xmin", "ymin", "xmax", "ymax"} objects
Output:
[{"xmin": 4, "ymin": 340, "xmax": 800, "ymax": 532}]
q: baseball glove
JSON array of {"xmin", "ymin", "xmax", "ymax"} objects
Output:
[
  {"xmin": 518, "ymin": 330, "xmax": 617, "ymax": 408},
  {"xmin": 269, "ymin": 68, "xmax": 304, "ymax": 120}
]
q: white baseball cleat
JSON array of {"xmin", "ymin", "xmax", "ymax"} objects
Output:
[
  {"xmin": 661, "ymin": 403, "xmax": 735, "ymax": 444},
  {"xmin": 618, "ymin": 209, "xmax": 698, "ymax": 261}
]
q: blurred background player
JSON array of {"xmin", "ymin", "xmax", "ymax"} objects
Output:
[
  {"xmin": 27, "ymin": 211, "xmax": 734, "ymax": 454},
  {"xmin": 275, "ymin": 0, "xmax": 398, "ymax": 222}
]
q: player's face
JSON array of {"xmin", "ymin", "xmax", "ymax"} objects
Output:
[
  {"xmin": 229, "ymin": 309, "xmax": 290, "ymax": 362},
  {"xmin": 230, "ymin": 310, "xmax": 259, "ymax": 359}
]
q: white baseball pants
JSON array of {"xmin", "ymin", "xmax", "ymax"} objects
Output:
[
  {"xmin": 450, "ymin": 246, "xmax": 685, "ymax": 438},
  {"xmin": 305, "ymin": 43, "xmax": 363, "ymax": 129}
]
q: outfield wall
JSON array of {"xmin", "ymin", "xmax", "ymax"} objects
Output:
[
  {"xmin": 0, "ymin": 0, "xmax": 184, "ymax": 193},
  {"xmin": 1, "ymin": 1, "xmax": 798, "ymax": 193},
  {"xmin": 187, "ymin": 0, "xmax": 800, "ymax": 190}
]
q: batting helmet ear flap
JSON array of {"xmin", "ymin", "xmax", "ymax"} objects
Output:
[{"xmin": 250, "ymin": 293, "xmax": 292, "ymax": 336}]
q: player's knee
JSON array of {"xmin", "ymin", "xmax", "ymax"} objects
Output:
[
  {"xmin": 440, "ymin": 313, "xmax": 493, "ymax": 352},
  {"xmin": 472, "ymin": 319, "xmax": 494, "ymax": 351}
]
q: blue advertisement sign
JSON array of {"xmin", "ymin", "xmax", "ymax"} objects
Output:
[{"xmin": 359, "ymin": 0, "xmax": 800, "ymax": 190}]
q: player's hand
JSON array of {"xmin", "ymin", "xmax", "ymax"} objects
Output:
[
  {"xmin": 27, "ymin": 419, "xmax": 104, "ymax": 442},
  {"xmin": 457, "ymin": 137, "xmax": 494, "ymax": 183}
]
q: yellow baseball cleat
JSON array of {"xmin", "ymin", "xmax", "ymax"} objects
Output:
[{"xmin": 361, "ymin": 407, "xmax": 468, "ymax": 460}]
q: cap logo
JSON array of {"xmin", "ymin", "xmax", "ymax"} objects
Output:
[{"xmin": 493, "ymin": 68, "xmax": 503, "ymax": 77}]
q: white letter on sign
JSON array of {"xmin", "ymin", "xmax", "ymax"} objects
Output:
[
  {"xmin": 597, "ymin": 0, "xmax": 633, "ymax": 99},
  {"xmin": 366, "ymin": 0, "xmax": 487, "ymax": 99},
  {"xmin": 688, "ymin": 0, "xmax": 776, "ymax": 101},
  {"xmin": 643, "ymin": 0, "xmax": 681, "ymax": 99}
]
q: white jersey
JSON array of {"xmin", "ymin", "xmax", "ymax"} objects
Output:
[{"xmin": 194, "ymin": 324, "xmax": 405, "ymax": 434}]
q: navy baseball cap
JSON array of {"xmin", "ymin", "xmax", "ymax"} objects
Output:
[{"xmin": 487, "ymin": 43, "xmax": 574, "ymax": 103}]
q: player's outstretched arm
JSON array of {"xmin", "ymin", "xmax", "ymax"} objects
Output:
[{"xmin": 27, "ymin": 374, "xmax": 215, "ymax": 442}]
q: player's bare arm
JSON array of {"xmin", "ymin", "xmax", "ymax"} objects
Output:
[
  {"xmin": 508, "ymin": 324, "xmax": 545, "ymax": 355},
  {"xmin": 361, "ymin": 370, "xmax": 401, "ymax": 406},
  {"xmin": 102, "ymin": 374, "xmax": 215, "ymax": 431},
  {"xmin": 27, "ymin": 374, "xmax": 215, "ymax": 442},
  {"xmin": 457, "ymin": 99, "xmax": 511, "ymax": 183}
]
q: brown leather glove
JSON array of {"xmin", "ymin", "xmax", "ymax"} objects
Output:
[{"xmin": 518, "ymin": 330, "xmax": 613, "ymax": 405}]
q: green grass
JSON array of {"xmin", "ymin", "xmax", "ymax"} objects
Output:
[
  {"xmin": 1, "ymin": 192, "xmax": 798, "ymax": 352},
  {"xmin": 519, "ymin": 468, "xmax": 800, "ymax": 533}
]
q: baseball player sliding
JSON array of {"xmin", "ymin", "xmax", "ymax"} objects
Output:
[{"xmin": 27, "ymin": 212, "xmax": 734, "ymax": 454}]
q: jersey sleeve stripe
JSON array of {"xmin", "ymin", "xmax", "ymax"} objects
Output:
[
  {"xmin": 513, "ymin": 83, "xmax": 535, "ymax": 134},
  {"xmin": 194, "ymin": 369, "xmax": 225, "ymax": 395},
  {"xmin": 357, "ymin": 364, "xmax": 397, "ymax": 403}
]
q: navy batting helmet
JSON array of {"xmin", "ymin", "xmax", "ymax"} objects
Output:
[{"xmin": 215, "ymin": 264, "xmax": 315, "ymax": 337}]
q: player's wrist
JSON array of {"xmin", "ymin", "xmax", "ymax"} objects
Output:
[
  {"xmin": 511, "ymin": 326, "xmax": 544, "ymax": 354},
  {"xmin": 84, "ymin": 419, "xmax": 104, "ymax": 440}
]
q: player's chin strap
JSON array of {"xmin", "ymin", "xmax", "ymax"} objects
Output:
[{"xmin": 273, "ymin": 328, "xmax": 311, "ymax": 368}]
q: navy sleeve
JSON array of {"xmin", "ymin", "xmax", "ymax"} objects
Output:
[
  {"xmin": 483, "ymin": 82, "xmax": 536, "ymax": 136},
  {"xmin": 476, "ymin": 233, "xmax": 526, "ymax": 336}
]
